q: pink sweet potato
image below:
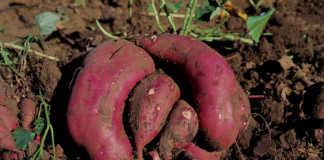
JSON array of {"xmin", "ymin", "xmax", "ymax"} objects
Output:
[
  {"xmin": 0, "ymin": 77, "xmax": 19, "ymax": 151},
  {"xmin": 1, "ymin": 151, "xmax": 18, "ymax": 160},
  {"xmin": 0, "ymin": 77, "xmax": 19, "ymax": 131},
  {"xmin": 128, "ymin": 72, "xmax": 180, "ymax": 160},
  {"xmin": 158, "ymin": 100, "xmax": 199, "ymax": 160},
  {"xmin": 0, "ymin": 119, "xmax": 18, "ymax": 152},
  {"xmin": 149, "ymin": 150, "xmax": 161, "ymax": 160},
  {"xmin": 19, "ymin": 98, "xmax": 36, "ymax": 130},
  {"xmin": 138, "ymin": 34, "xmax": 251, "ymax": 150},
  {"xmin": 183, "ymin": 143, "xmax": 224, "ymax": 160},
  {"xmin": 67, "ymin": 39, "xmax": 155, "ymax": 160}
]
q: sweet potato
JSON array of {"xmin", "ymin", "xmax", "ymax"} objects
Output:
[
  {"xmin": 0, "ymin": 77, "xmax": 19, "ymax": 131},
  {"xmin": 128, "ymin": 72, "xmax": 180, "ymax": 160},
  {"xmin": 158, "ymin": 100, "xmax": 199, "ymax": 160},
  {"xmin": 67, "ymin": 39, "xmax": 155, "ymax": 160},
  {"xmin": 19, "ymin": 98, "xmax": 36, "ymax": 130},
  {"xmin": 149, "ymin": 150, "xmax": 161, "ymax": 160},
  {"xmin": 0, "ymin": 77, "xmax": 19, "ymax": 151},
  {"xmin": 138, "ymin": 34, "xmax": 250, "ymax": 150},
  {"xmin": 183, "ymin": 143, "xmax": 224, "ymax": 160},
  {"xmin": 0, "ymin": 119, "xmax": 18, "ymax": 152},
  {"xmin": 1, "ymin": 151, "xmax": 18, "ymax": 160}
]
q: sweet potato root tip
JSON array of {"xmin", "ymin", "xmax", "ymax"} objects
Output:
[
  {"xmin": 184, "ymin": 143, "xmax": 224, "ymax": 160},
  {"xmin": 149, "ymin": 150, "xmax": 161, "ymax": 160}
]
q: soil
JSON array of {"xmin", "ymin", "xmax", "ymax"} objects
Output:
[{"xmin": 0, "ymin": 0, "xmax": 323, "ymax": 160}]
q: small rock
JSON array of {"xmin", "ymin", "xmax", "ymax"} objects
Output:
[
  {"xmin": 36, "ymin": 61, "xmax": 62, "ymax": 97},
  {"xmin": 278, "ymin": 55, "xmax": 295, "ymax": 71},
  {"xmin": 246, "ymin": 62, "xmax": 256, "ymax": 70},
  {"xmin": 238, "ymin": 118, "xmax": 259, "ymax": 150},
  {"xmin": 279, "ymin": 129, "xmax": 297, "ymax": 149},
  {"xmin": 270, "ymin": 101, "xmax": 285, "ymax": 124}
]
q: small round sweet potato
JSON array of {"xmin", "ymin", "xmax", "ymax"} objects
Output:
[{"xmin": 158, "ymin": 100, "xmax": 199, "ymax": 160}]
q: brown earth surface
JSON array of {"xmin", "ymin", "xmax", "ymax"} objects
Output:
[{"xmin": 0, "ymin": 0, "xmax": 323, "ymax": 159}]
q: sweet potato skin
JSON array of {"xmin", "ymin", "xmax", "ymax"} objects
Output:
[
  {"xmin": 67, "ymin": 39, "xmax": 155, "ymax": 160},
  {"xmin": 138, "ymin": 34, "xmax": 250, "ymax": 150},
  {"xmin": 0, "ymin": 119, "xmax": 18, "ymax": 151},
  {"xmin": 0, "ymin": 78, "xmax": 19, "ymax": 131},
  {"xmin": 0, "ymin": 77, "xmax": 19, "ymax": 151},
  {"xmin": 158, "ymin": 100, "xmax": 199, "ymax": 160},
  {"xmin": 149, "ymin": 150, "xmax": 161, "ymax": 160},
  {"xmin": 128, "ymin": 72, "xmax": 180, "ymax": 160},
  {"xmin": 183, "ymin": 143, "xmax": 224, "ymax": 160},
  {"xmin": 19, "ymin": 98, "xmax": 37, "ymax": 130}
]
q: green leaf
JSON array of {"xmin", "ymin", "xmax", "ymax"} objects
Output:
[
  {"xmin": 0, "ymin": 29, "xmax": 5, "ymax": 33},
  {"xmin": 34, "ymin": 117, "xmax": 45, "ymax": 135},
  {"xmin": 87, "ymin": 25, "xmax": 96, "ymax": 31},
  {"xmin": 194, "ymin": 1, "xmax": 216, "ymax": 21},
  {"xmin": 165, "ymin": 1, "xmax": 184, "ymax": 13},
  {"xmin": 35, "ymin": 12, "xmax": 61, "ymax": 35},
  {"xmin": 247, "ymin": 8, "xmax": 275, "ymax": 43},
  {"xmin": 209, "ymin": 7, "xmax": 223, "ymax": 21},
  {"xmin": 12, "ymin": 128, "xmax": 36, "ymax": 150}
]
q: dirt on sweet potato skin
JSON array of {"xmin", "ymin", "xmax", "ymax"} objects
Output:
[{"xmin": 0, "ymin": 0, "xmax": 323, "ymax": 159}]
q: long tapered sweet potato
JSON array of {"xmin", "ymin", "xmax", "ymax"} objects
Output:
[
  {"xmin": 128, "ymin": 72, "xmax": 180, "ymax": 160},
  {"xmin": 0, "ymin": 77, "xmax": 19, "ymax": 151},
  {"xmin": 158, "ymin": 100, "xmax": 199, "ymax": 160},
  {"xmin": 138, "ymin": 34, "xmax": 251, "ymax": 150},
  {"xmin": 67, "ymin": 39, "xmax": 155, "ymax": 160}
]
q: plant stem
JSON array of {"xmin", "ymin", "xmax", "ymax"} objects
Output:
[
  {"xmin": 184, "ymin": 0, "xmax": 197, "ymax": 35},
  {"xmin": 180, "ymin": 0, "xmax": 197, "ymax": 35},
  {"xmin": 1, "ymin": 42, "xmax": 59, "ymax": 61},
  {"xmin": 160, "ymin": 0, "xmax": 177, "ymax": 33},
  {"xmin": 140, "ymin": 12, "xmax": 186, "ymax": 18},
  {"xmin": 197, "ymin": 33, "xmax": 254, "ymax": 45},
  {"xmin": 128, "ymin": 0, "xmax": 133, "ymax": 17},
  {"xmin": 44, "ymin": 101, "xmax": 56, "ymax": 160},
  {"xmin": 180, "ymin": 0, "xmax": 191, "ymax": 35},
  {"xmin": 32, "ymin": 92, "xmax": 56, "ymax": 160},
  {"xmin": 151, "ymin": 0, "xmax": 165, "ymax": 33},
  {"xmin": 95, "ymin": 19, "xmax": 119, "ymax": 39}
]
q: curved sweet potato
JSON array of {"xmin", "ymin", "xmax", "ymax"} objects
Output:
[
  {"xmin": 138, "ymin": 34, "xmax": 250, "ymax": 150},
  {"xmin": 128, "ymin": 72, "xmax": 180, "ymax": 160},
  {"xmin": 158, "ymin": 100, "xmax": 199, "ymax": 160},
  {"xmin": 67, "ymin": 39, "xmax": 155, "ymax": 160}
]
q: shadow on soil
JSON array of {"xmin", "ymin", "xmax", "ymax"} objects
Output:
[{"xmin": 50, "ymin": 55, "xmax": 90, "ymax": 160}]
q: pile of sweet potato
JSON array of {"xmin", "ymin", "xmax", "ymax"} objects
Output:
[{"xmin": 67, "ymin": 34, "xmax": 251, "ymax": 160}]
